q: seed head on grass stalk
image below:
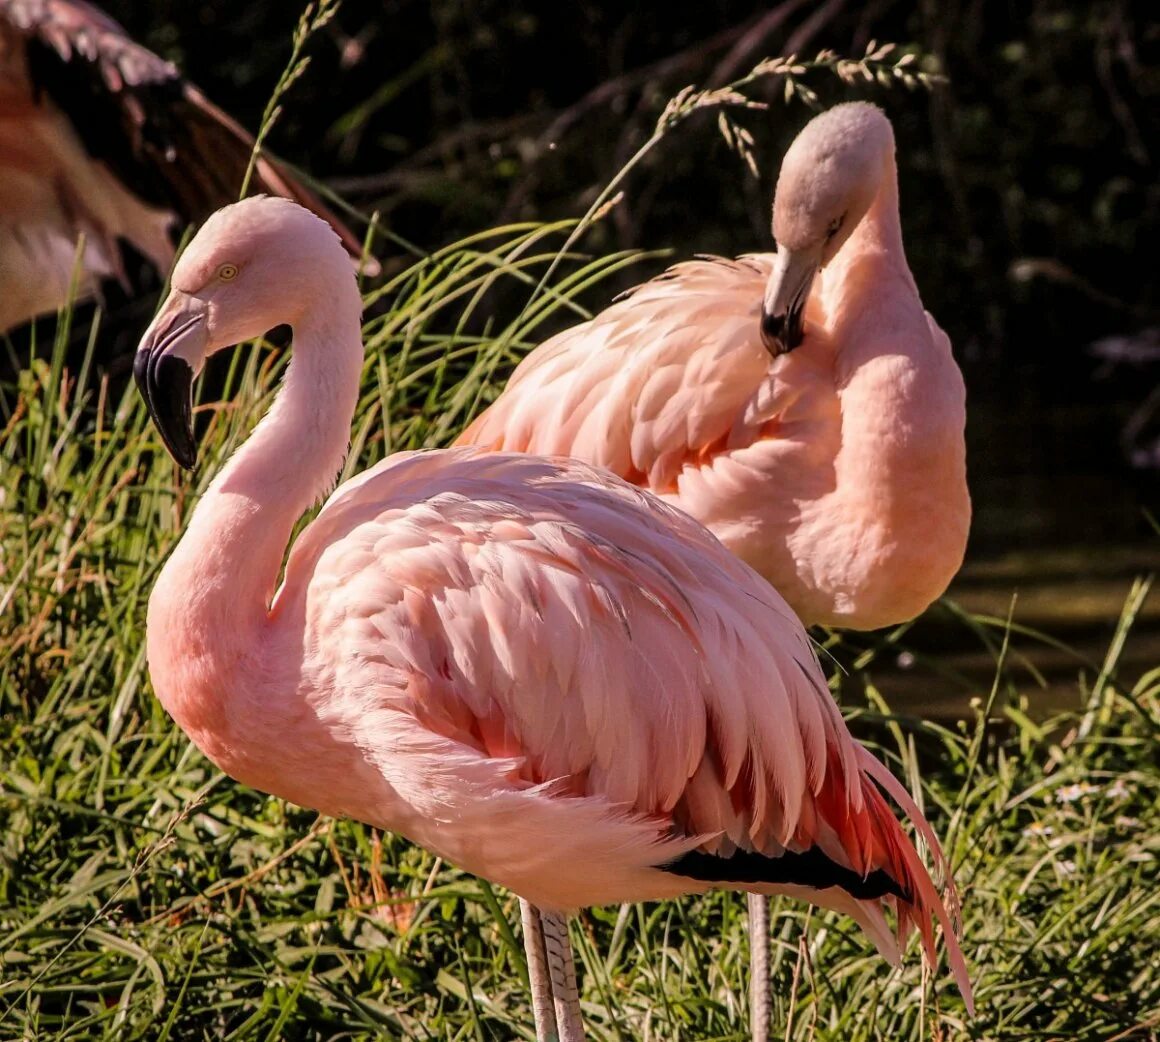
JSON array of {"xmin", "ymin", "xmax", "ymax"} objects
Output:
[
  {"xmin": 515, "ymin": 42, "xmax": 944, "ymax": 333},
  {"xmin": 238, "ymin": 0, "xmax": 342, "ymax": 200}
]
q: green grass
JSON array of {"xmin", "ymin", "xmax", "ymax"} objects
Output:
[{"xmin": 1, "ymin": 218, "xmax": 1158, "ymax": 1042}]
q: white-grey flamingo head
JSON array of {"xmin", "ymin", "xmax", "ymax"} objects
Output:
[
  {"xmin": 761, "ymin": 102, "xmax": 894, "ymax": 357},
  {"xmin": 134, "ymin": 196, "xmax": 356, "ymax": 469}
]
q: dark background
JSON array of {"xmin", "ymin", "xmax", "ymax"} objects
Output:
[{"xmin": 26, "ymin": 0, "xmax": 1160, "ymax": 558}]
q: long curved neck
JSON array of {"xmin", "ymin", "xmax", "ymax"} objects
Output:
[
  {"xmin": 819, "ymin": 146, "xmax": 934, "ymax": 387},
  {"xmin": 816, "ymin": 147, "xmax": 968, "ymax": 614},
  {"xmin": 824, "ymin": 150, "xmax": 912, "ymax": 306},
  {"xmin": 147, "ymin": 286, "xmax": 364, "ymax": 748}
]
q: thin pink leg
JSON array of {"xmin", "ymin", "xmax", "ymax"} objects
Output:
[
  {"xmin": 521, "ymin": 899, "xmax": 560, "ymax": 1042},
  {"xmin": 748, "ymin": 892, "xmax": 771, "ymax": 1041}
]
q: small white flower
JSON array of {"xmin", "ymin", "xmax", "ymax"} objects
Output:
[
  {"xmin": 1022, "ymin": 822, "xmax": 1054, "ymax": 839},
  {"xmin": 896, "ymin": 651, "xmax": 916, "ymax": 669},
  {"xmin": 1056, "ymin": 860, "xmax": 1077, "ymax": 876},
  {"xmin": 1105, "ymin": 779, "xmax": 1132, "ymax": 800},
  {"xmin": 1114, "ymin": 815, "xmax": 1140, "ymax": 829},
  {"xmin": 1055, "ymin": 782, "xmax": 1099, "ymax": 804}
]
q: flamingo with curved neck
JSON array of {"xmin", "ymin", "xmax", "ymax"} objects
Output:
[
  {"xmin": 459, "ymin": 101, "xmax": 970, "ymax": 631},
  {"xmin": 135, "ymin": 196, "xmax": 972, "ymax": 1041}
]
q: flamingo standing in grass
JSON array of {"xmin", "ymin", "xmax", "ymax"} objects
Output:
[
  {"xmin": 134, "ymin": 196, "xmax": 972, "ymax": 1042},
  {"xmin": 457, "ymin": 102, "xmax": 971, "ymax": 1036}
]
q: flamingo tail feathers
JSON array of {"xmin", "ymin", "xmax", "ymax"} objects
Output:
[{"xmin": 856, "ymin": 747, "xmax": 975, "ymax": 1016}]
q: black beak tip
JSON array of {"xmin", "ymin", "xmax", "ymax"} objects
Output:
[
  {"xmin": 760, "ymin": 305, "xmax": 808, "ymax": 358},
  {"xmin": 136, "ymin": 348, "xmax": 198, "ymax": 471},
  {"xmin": 170, "ymin": 440, "xmax": 198, "ymax": 473},
  {"xmin": 760, "ymin": 308, "xmax": 791, "ymax": 358}
]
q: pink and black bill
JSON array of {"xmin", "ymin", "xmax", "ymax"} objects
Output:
[
  {"xmin": 760, "ymin": 248, "xmax": 819, "ymax": 358},
  {"xmin": 759, "ymin": 297, "xmax": 807, "ymax": 357},
  {"xmin": 134, "ymin": 319, "xmax": 199, "ymax": 471}
]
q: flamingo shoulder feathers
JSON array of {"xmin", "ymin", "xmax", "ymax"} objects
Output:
[{"xmin": 460, "ymin": 255, "xmax": 819, "ymax": 491}]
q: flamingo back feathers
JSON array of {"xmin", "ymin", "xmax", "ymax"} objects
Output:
[
  {"xmin": 269, "ymin": 449, "xmax": 971, "ymax": 1008},
  {"xmin": 459, "ymin": 256, "xmax": 785, "ymax": 491}
]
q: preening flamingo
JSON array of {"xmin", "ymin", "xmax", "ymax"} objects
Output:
[
  {"xmin": 459, "ymin": 101, "xmax": 970, "ymax": 632},
  {"xmin": 0, "ymin": 0, "xmax": 373, "ymax": 334},
  {"xmin": 134, "ymin": 196, "xmax": 972, "ymax": 1040},
  {"xmin": 457, "ymin": 99, "xmax": 971, "ymax": 1036}
]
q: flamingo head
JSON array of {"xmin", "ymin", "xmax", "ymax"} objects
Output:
[
  {"xmin": 134, "ymin": 196, "xmax": 358, "ymax": 469},
  {"xmin": 761, "ymin": 102, "xmax": 893, "ymax": 357}
]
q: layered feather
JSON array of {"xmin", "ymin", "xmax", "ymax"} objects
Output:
[{"xmin": 256, "ymin": 449, "xmax": 972, "ymax": 1009}]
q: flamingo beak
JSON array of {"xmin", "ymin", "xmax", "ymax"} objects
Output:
[
  {"xmin": 760, "ymin": 246, "xmax": 820, "ymax": 358},
  {"xmin": 134, "ymin": 291, "xmax": 208, "ymax": 471}
]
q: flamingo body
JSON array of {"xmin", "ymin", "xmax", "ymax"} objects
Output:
[
  {"xmin": 156, "ymin": 447, "xmax": 933, "ymax": 923},
  {"xmin": 135, "ymin": 196, "xmax": 972, "ymax": 1019},
  {"xmin": 459, "ymin": 104, "xmax": 970, "ymax": 630}
]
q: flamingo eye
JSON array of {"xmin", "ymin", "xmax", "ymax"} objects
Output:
[
  {"xmin": 825, "ymin": 216, "xmax": 844, "ymax": 242},
  {"xmin": 217, "ymin": 263, "xmax": 239, "ymax": 281}
]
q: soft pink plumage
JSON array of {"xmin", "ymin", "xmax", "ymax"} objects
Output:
[
  {"xmin": 135, "ymin": 196, "xmax": 972, "ymax": 1019},
  {"xmin": 459, "ymin": 103, "xmax": 970, "ymax": 630}
]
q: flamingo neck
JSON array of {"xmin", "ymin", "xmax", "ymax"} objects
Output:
[
  {"xmin": 208, "ymin": 309, "xmax": 362, "ymax": 601},
  {"xmin": 808, "ymin": 152, "xmax": 969, "ymax": 624},
  {"xmin": 824, "ymin": 152, "xmax": 911, "ymax": 301},
  {"xmin": 147, "ymin": 286, "xmax": 364, "ymax": 754}
]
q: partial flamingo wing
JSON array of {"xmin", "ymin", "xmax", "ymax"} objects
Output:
[
  {"xmin": 458, "ymin": 256, "xmax": 788, "ymax": 490},
  {"xmin": 0, "ymin": 0, "xmax": 375, "ymax": 270},
  {"xmin": 279, "ymin": 448, "xmax": 971, "ymax": 1010}
]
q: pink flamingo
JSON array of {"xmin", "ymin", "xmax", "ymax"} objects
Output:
[
  {"xmin": 459, "ymin": 102, "xmax": 970, "ymax": 632},
  {"xmin": 135, "ymin": 196, "xmax": 972, "ymax": 1041},
  {"xmin": 457, "ymin": 100, "xmax": 971, "ymax": 1036}
]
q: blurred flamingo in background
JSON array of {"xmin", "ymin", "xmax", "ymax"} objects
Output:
[
  {"xmin": 458, "ymin": 100, "xmax": 971, "ymax": 1037},
  {"xmin": 0, "ymin": 0, "xmax": 374, "ymax": 334},
  {"xmin": 134, "ymin": 196, "xmax": 972, "ymax": 1041}
]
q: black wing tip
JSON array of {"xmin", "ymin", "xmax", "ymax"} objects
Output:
[{"xmin": 660, "ymin": 846, "xmax": 906, "ymax": 902}]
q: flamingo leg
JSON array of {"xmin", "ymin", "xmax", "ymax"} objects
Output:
[
  {"xmin": 520, "ymin": 899, "xmax": 561, "ymax": 1042},
  {"xmin": 539, "ymin": 908, "xmax": 586, "ymax": 1042},
  {"xmin": 748, "ymin": 892, "xmax": 771, "ymax": 1041}
]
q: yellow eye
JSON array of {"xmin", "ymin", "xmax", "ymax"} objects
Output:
[{"xmin": 218, "ymin": 263, "xmax": 239, "ymax": 281}]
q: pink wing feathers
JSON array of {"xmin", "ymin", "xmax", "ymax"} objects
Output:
[
  {"xmin": 277, "ymin": 449, "xmax": 971, "ymax": 1009},
  {"xmin": 459, "ymin": 257, "xmax": 791, "ymax": 490}
]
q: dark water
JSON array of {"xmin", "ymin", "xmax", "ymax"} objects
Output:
[
  {"xmin": 860, "ymin": 543, "xmax": 1160, "ymax": 721},
  {"xmin": 856, "ymin": 369, "xmax": 1160, "ymax": 720}
]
